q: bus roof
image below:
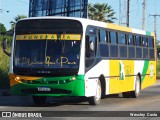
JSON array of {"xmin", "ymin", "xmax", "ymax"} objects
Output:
[{"xmin": 18, "ymin": 16, "xmax": 155, "ymax": 37}]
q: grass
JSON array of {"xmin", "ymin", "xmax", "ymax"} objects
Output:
[
  {"xmin": 0, "ymin": 46, "xmax": 10, "ymax": 89},
  {"xmin": 0, "ymin": 36, "xmax": 11, "ymax": 89},
  {"xmin": 156, "ymin": 60, "xmax": 160, "ymax": 79}
]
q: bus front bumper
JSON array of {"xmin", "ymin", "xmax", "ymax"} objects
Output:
[{"xmin": 10, "ymin": 75, "xmax": 85, "ymax": 97}]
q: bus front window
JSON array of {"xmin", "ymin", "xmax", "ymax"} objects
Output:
[
  {"xmin": 15, "ymin": 40, "xmax": 46, "ymax": 68},
  {"xmin": 14, "ymin": 40, "xmax": 81, "ymax": 68},
  {"xmin": 14, "ymin": 19, "xmax": 82, "ymax": 75},
  {"xmin": 45, "ymin": 40, "xmax": 80, "ymax": 68}
]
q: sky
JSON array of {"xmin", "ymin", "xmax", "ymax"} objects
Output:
[{"xmin": 0, "ymin": 0, "xmax": 160, "ymax": 40}]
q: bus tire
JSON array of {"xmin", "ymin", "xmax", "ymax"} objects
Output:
[
  {"xmin": 88, "ymin": 80, "xmax": 102, "ymax": 105},
  {"xmin": 32, "ymin": 96, "xmax": 47, "ymax": 105},
  {"xmin": 130, "ymin": 76, "xmax": 141, "ymax": 98}
]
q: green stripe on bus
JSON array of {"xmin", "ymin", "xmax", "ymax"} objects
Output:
[
  {"xmin": 141, "ymin": 61, "xmax": 149, "ymax": 82},
  {"xmin": 146, "ymin": 31, "xmax": 151, "ymax": 36}
]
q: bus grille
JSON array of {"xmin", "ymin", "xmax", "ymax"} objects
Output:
[{"xmin": 21, "ymin": 79, "xmax": 72, "ymax": 85}]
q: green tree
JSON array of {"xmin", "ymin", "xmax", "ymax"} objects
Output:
[
  {"xmin": 156, "ymin": 40, "xmax": 160, "ymax": 57},
  {"xmin": 88, "ymin": 3, "xmax": 117, "ymax": 23},
  {"xmin": 0, "ymin": 23, "xmax": 6, "ymax": 35},
  {"xmin": 10, "ymin": 15, "xmax": 27, "ymax": 31}
]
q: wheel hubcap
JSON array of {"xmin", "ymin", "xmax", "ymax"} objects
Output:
[
  {"xmin": 95, "ymin": 82, "xmax": 101, "ymax": 101},
  {"xmin": 136, "ymin": 80, "xmax": 140, "ymax": 94}
]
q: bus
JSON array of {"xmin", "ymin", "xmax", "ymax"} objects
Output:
[{"xmin": 3, "ymin": 17, "xmax": 156, "ymax": 105}]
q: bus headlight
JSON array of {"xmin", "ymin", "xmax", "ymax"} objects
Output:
[
  {"xmin": 15, "ymin": 76, "xmax": 21, "ymax": 81},
  {"xmin": 71, "ymin": 77, "xmax": 76, "ymax": 81}
]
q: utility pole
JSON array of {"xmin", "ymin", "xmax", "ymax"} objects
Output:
[
  {"xmin": 149, "ymin": 14, "xmax": 160, "ymax": 38},
  {"xmin": 119, "ymin": 0, "xmax": 130, "ymax": 27},
  {"xmin": 126, "ymin": 0, "xmax": 130, "ymax": 27},
  {"xmin": 119, "ymin": 0, "xmax": 127, "ymax": 26},
  {"xmin": 142, "ymin": 0, "xmax": 146, "ymax": 30},
  {"xmin": 119, "ymin": 0, "xmax": 121, "ymax": 25}
]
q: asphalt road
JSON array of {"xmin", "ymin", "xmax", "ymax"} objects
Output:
[{"xmin": 0, "ymin": 81, "xmax": 160, "ymax": 120}]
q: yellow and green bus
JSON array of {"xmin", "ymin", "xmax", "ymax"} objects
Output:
[{"xmin": 4, "ymin": 17, "xmax": 156, "ymax": 105}]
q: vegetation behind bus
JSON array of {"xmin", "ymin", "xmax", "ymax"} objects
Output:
[
  {"xmin": 0, "ymin": 35, "xmax": 12, "ymax": 89},
  {"xmin": 0, "ymin": 15, "xmax": 26, "ymax": 89},
  {"xmin": 156, "ymin": 60, "xmax": 160, "ymax": 79}
]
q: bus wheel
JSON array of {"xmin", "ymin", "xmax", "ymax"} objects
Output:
[
  {"xmin": 130, "ymin": 76, "xmax": 141, "ymax": 98},
  {"xmin": 88, "ymin": 80, "xmax": 102, "ymax": 105},
  {"xmin": 32, "ymin": 96, "xmax": 47, "ymax": 105}
]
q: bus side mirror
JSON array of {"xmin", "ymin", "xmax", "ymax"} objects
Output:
[
  {"xmin": 2, "ymin": 38, "xmax": 11, "ymax": 57},
  {"xmin": 3, "ymin": 38, "xmax": 7, "ymax": 49}
]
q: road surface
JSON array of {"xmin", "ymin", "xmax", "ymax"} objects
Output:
[{"xmin": 0, "ymin": 81, "xmax": 160, "ymax": 120}]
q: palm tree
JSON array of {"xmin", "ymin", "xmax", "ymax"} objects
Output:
[
  {"xmin": 88, "ymin": 3, "xmax": 117, "ymax": 23},
  {"xmin": 10, "ymin": 15, "xmax": 27, "ymax": 31}
]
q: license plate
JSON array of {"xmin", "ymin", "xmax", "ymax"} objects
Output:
[{"xmin": 37, "ymin": 87, "xmax": 51, "ymax": 92}]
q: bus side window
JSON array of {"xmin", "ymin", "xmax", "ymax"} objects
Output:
[
  {"xmin": 142, "ymin": 37, "xmax": 148, "ymax": 47},
  {"xmin": 135, "ymin": 35, "xmax": 142, "ymax": 59},
  {"xmin": 148, "ymin": 37, "xmax": 155, "ymax": 59},
  {"xmin": 135, "ymin": 35, "xmax": 141, "ymax": 46},
  {"xmin": 142, "ymin": 37, "xmax": 148, "ymax": 59},
  {"xmin": 118, "ymin": 32, "xmax": 126, "ymax": 44},
  {"xmin": 148, "ymin": 37, "xmax": 154, "ymax": 48},
  {"xmin": 99, "ymin": 29, "xmax": 108, "ymax": 42},
  {"xmin": 128, "ymin": 34, "xmax": 135, "ymax": 59},
  {"xmin": 110, "ymin": 31, "xmax": 117, "ymax": 44},
  {"xmin": 85, "ymin": 34, "xmax": 97, "ymax": 69},
  {"xmin": 110, "ymin": 31, "xmax": 118, "ymax": 58},
  {"xmin": 128, "ymin": 34, "xmax": 134, "ymax": 45},
  {"xmin": 118, "ymin": 32, "xmax": 127, "ymax": 58},
  {"xmin": 85, "ymin": 26, "xmax": 97, "ymax": 59},
  {"xmin": 85, "ymin": 35, "xmax": 97, "ymax": 58},
  {"xmin": 86, "ymin": 27, "xmax": 97, "ymax": 35},
  {"xmin": 99, "ymin": 29, "xmax": 109, "ymax": 57}
]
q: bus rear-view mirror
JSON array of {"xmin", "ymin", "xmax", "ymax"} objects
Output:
[
  {"xmin": 2, "ymin": 38, "xmax": 7, "ymax": 49},
  {"xmin": 2, "ymin": 38, "xmax": 11, "ymax": 57}
]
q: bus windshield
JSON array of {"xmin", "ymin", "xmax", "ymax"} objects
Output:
[{"xmin": 14, "ymin": 19, "xmax": 82, "ymax": 75}]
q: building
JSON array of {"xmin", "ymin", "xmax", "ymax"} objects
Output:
[{"xmin": 29, "ymin": 0, "xmax": 88, "ymax": 18}]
